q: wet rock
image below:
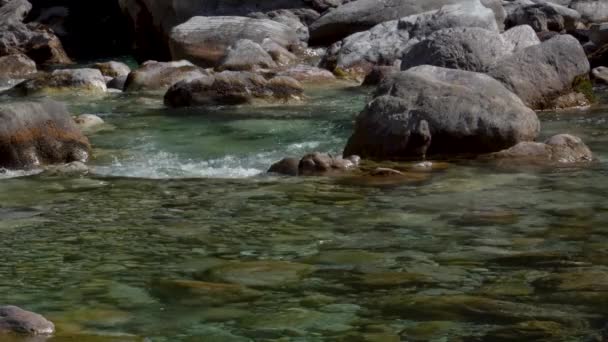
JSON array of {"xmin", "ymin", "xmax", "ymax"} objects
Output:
[
  {"xmin": 299, "ymin": 152, "xmax": 360, "ymax": 176},
  {"xmin": 151, "ymin": 279, "xmax": 263, "ymax": 306},
  {"xmin": 268, "ymin": 157, "xmax": 299, "ymax": 176},
  {"xmin": 0, "ymin": 305, "xmax": 54, "ymax": 335},
  {"xmin": 106, "ymin": 74, "xmax": 127, "ymax": 90},
  {"xmin": 375, "ymin": 294, "xmax": 586, "ymax": 327},
  {"xmin": 309, "ymin": 0, "xmax": 502, "ymax": 46},
  {"xmin": 486, "ymin": 134, "xmax": 594, "ymax": 165},
  {"xmin": 0, "ymin": 54, "xmax": 36, "ymax": 81},
  {"xmin": 322, "ymin": 0, "xmax": 497, "ymax": 79},
  {"xmin": 93, "ymin": 61, "xmax": 131, "ymax": 78},
  {"xmin": 303, "ymin": 249, "xmax": 387, "ymax": 270},
  {"xmin": 592, "ymin": 66, "xmax": 608, "ymax": 83},
  {"xmin": 343, "ymin": 65, "xmax": 540, "ymax": 160},
  {"xmin": 218, "ymin": 39, "xmax": 277, "ymax": 71},
  {"xmin": 505, "ymin": 1, "xmax": 581, "ymax": 32},
  {"xmin": 488, "ymin": 35, "xmax": 590, "ymax": 110},
  {"xmin": 169, "ymin": 16, "xmax": 299, "ymax": 68},
  {"xmin": 124, "ymin": 60, "xmax": 208, "ymax": 92},
  {"xmin": 74, "ymin": 114, "xmax": 104, "ymax": 133},
  {"xmin": 164, "ymin": 72, "xmax": 303, "ymax": 107},
  {"xmin": 0, "ymin": 100, "xmax": 90, "ymax": 169},
  {"xmin": 369, "ymin": 168, "xmax": 405, "ymax": 177},
  {"xmin": 205, "ymin": 260, "xmax": 315, "ymax": 288},
  {"xmin": 276, "ymin": 65, "xmax": 336, "ymax": 83},
  {"xmin": 8, "ymin": 68, "xmax": 107, "ymax": 96}
]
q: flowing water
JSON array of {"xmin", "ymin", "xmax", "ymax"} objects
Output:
[{"xmin": 0, "ymin": 79, "xmax": 608, "ymax": 341}]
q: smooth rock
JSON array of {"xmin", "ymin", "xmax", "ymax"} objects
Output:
[
  {"xmin": 486, "ymin": 134, "xmax": 593, "ymax": 164},
  {"xmin": 164, "ymin": 72, "xmax": 303, "ymax": 107},
  {"xmin": 106, "ymin": 74, "xmax": 127, "ymax": 90},
  {"xmin": 0, "ymin": 305, "xmax": 54, "ymax": 335},
  {"xmin": 124, "ymin": 60, "xmax": 208, "ymax": 92},
  {"xmin": 74, "ymin": 114, "xmax": 104, "ymax": 133},
  {"xmin": 93, "ymin": 61, "xmax": 131, "ymax": 78},
  {"xmin": 488, "ymin": 34, "xmax": 590, "ymax": 110},
  {"xmin": 218, "ymin": 39, "xmax": 277, "ymax": 71},
  {"xmin": 8, "ymin": 68, "xmax": 107, "ymax": 96},
  {"xmin": 592, "ymin": 66, "xmax": 608, "ymax": 83},
  {"xmin": 169, "ymin": 16, "xmax": 299, "ymax": 68},
  {"xmin": 0, "ymin": 100, "xmax": 90, "ymax": 169},
  {"xmin": 343, "ymin": 65, "xmax": 540, "ymax": 160},
  {"xmin": 299, "ymin": 152, "xmax": 360, "ymax": 176}
]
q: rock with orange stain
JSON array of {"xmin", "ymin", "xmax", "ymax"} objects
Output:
[{"xmin": 0, "ymin": 100, "xmax": 90, "ymax": 169}]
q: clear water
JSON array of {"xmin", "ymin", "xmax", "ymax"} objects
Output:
[{"xmin": 0, "ymin": 83, "xmax": 607, "ymax": 341}]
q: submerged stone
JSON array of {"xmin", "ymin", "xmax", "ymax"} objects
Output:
[
  {"xmin": 151, "ymin": 279, "xmax": 263, "ymax": 305},
  {"xmin": 205, "ymin": 260, "xmax": 315, "ymax": 288}
]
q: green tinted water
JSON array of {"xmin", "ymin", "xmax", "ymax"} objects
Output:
[{"xmin": 0, "ymin": 86, "xmax": 607, "ymax": 341}]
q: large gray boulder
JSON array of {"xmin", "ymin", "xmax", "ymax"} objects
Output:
[
  {"xmin": 488, "ymin": 34, "xmax": 590, "ymax": 110},
  {"xmin": 570, "ymin": 0, "xmax": 608, "ymax": 23},
  {"xmin": 118, "ymin": 0, "xmax": 309, "ymax": 61},
  {"xmin": 322, "ymin": 0, "xmax": 498, "ymax": 79},
  {"xmin": 505, "ymin": 0, "xmax": 581, "ymax": 32},
  {"xmin": 0, "ymin": 100, "xmax": 90, "ymax": 169},
  {"xmin": 124, "ymin": 60, "xmax": 209, "ymax": 92},
  {"xmin": 164, "ymin": 71, "xmax": 304, "ymax": 107},
  {"xmin": 343, "ymin": 65, "xmax": 540, "ymax": 160},
  {"xmin": 486, "ymin": 134, "xmax": 593, "ymax": 164},
  {"xmin": 169, "ymin": 16, "xmax": 299, "ymax": 68},
  {"xmin": 401, "ymin": 27, "xmax": 513, "ymax": 72},
  {"xmin": 309, "ymin": 0, "xmax": 502, "ymax": 46},
  {"xmin": 0, "ymin": 305, "xmax": 54, "ymax": 335},
  {"xmin": 401, "ymin": 25, "xmax": 540, "ymax": 72},
  {"xmin": 8, "ymin": 68, "xmax": 107, "ymax": 96}
]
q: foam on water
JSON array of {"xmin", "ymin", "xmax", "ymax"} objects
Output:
[
  {"xmin": 91, "ymin": 140, "xmax": 335, "ymax": 179},
  {"xmin": 0, "ymin": 168, "xmax": 43, "ymax": 179}
]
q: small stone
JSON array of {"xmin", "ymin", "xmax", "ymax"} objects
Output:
[
  {"xmin": 74, "ymin": 114, "xmax": 104, "ymax": 133},
  {"xmin": 205, "ymin": 260, "xmax": 315, "ymax": 288},
  {"xmin": 94, "ymin": 61, "xmax": 131, "ymax": 78}
]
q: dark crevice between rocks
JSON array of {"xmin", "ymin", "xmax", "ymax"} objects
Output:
[{"xmin": 25, "ymin": 0, "xmax": 133, "ymax": 61}]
